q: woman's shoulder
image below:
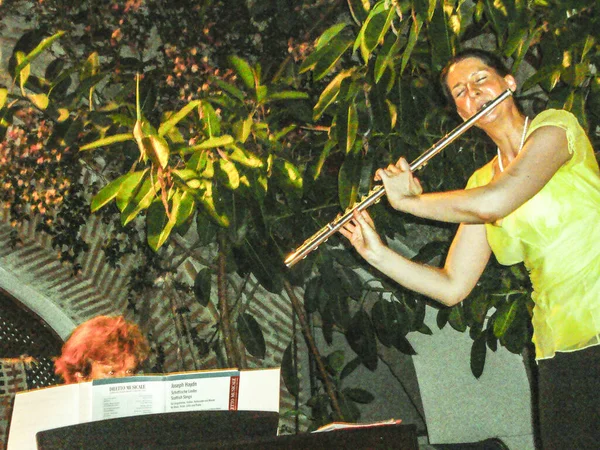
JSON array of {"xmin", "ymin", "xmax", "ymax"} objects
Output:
[{"xmin": 530, "ymin": 108, "xmax": 581, "ymax": 131}]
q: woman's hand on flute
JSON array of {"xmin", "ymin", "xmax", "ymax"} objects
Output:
[
  {"xmin": 375, "ymin": 157, "xmax": 423, "ymax": 211},
  {"xmin": 339, "ymin": 209, "xmax": 385, "ymax": 263}
]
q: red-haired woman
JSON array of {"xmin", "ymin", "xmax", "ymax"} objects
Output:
[{"xmin": 54, "ymin": 315, "xmax": 150, "ymax": 384}]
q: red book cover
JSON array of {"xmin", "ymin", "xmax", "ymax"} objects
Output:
[{"xmin": 228, "ymin": 375, "xmax": 240, "ymax": 410}]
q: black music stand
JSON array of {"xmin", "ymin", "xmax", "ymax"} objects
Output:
[{"xmin": 36, "ymin": 410, "xmax": 279, "ymax": 450}]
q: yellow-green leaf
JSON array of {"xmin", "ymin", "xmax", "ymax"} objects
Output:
[
  {"xmin": 57, "ymin": 108, "xmax": 70, "ymax": 122},
  {"xmin": 300, "ymin": 23, "xmax": 349, "ymax": 74},
  {"xmin": 345, "ymin": 103, "xmax": 358, "ymax": 154},
  {"xmin": 91, "ymin": 170, "xmax": 147, "ymax": 213},
  {"xmin": 227, "ymin": 145, "xmax": 263, "ymax": 168},
  {"xmin": 148, "ymin": 134, "xmax": 170, "ymax": 169},
  {"xmin": 147, "ymin": 191, "xmax": 184, "ymax": 250},
  {"xmin": 121, "ymin": 176, "xmax": 161, "ymax": 225},
  {"xmin": 0, "ymin": 88, "xmax": 7, "ymax": 110},
  {"xmin": 199, "ymin": 101, "xmax": 220, "ymax": 138},
  {"xmin": 493, "ymin": 301, "xmax": 520, "ymax": 338},
  {"xmin": 234, "ymin": 115, "xmax": 253, "ymax": 143},
  {"xmin": 14, "ymin": 30, "xmax": 65, "ymax": 79},
  {"xmin": 81, "ymin": 51, "xmax": 99, "ymax": 80},
  {"xmin": 158, "ymin": 100, "xmax": 201, "ymax": 137},
  {"xmin": 313, "ymin": 68, "xmax": 355, "ymax": 120},
  {"xmin": 218, "ymin": 158, "xmax": 240, "ymax": 189},
  {"xmin": 27, "ymin": 93, "xmax": 49, "ymax": 110},
  {"xmin": 79, "ymin": 133, "xmax": 133, "ymax": 151},
  {"xmin": 115, "ymin": 169, "xmax": 150, "ymax": 211},
  {"xmin": 229, "ymin": 55, "xmax": 255, "ymax": 91},
  {"xmin": 16, "ymin": 52, "xmax": 30, "ymax": 95},
  {"xmin": 198, "ymin": 181, "xmax": 230, "ymax": 227},
  {"xmin": 175, "ymin": 191, "xmax": 196, "ymax": 227},
  {"xmin": 312, "ymin": 36, "xmax": 353, "ymax": 81},
  {"xmin": 184, "ymin": 135, "xmax": 234, "ymax": 152}
]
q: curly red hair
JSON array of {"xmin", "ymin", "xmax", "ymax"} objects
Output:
[{"xmin": 54, "ymin": 315, "xmax": 150, "ymax": 384}]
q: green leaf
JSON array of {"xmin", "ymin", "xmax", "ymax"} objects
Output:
[
  {"xmin": 313, "ymin": 68, "xmax": 356, "ymax": 120},
  {"xmin": 199, "ymin": 101, "xmax": 220, "ymax": 138},
  {"xmin": 91, "ymin": 170, "xmax": 147, "ymax": 212},
  {"xmin": 175, "ymin": 191, "xmax": 196, "ymax": 227},
  {"xmin": 470, "ymin": 332, "xmax": 487, "ymax": 378},
  {"xmin": 493, "ymin": 299, "xmax": 520, "ymax": 338},
  {"xmin": 334, "ymin": 264, "xmax": 363, "ymax": 300},
  {"xmin": 193, "ymin": 268, "xmax": 212, "ymax": 307},
  {"xmin": 120, "ymin": 175, "xmax": 161, "ymax": 225},
  {"xmin": 316, "ymin": 23, "xmax": 349, "ymax": 51},
  {"xmin": 300, "ymin": 23, "xmax": 348, "ymax": 73},
  {"xmin": 345, "ymin": 309, "xmax": 378, "ymax": 371},
  {"xmin": 282, "ymin": 342, "xmax": 300, "ymax": 397},
  {"xmin": 27, "ymin": 93, "xmax": 49, "ymax": 110},
  {"xmin": 147, "ymin": 135, "xmax": 170, "ymax": 169},
  {"xmin": 212, "ymin": 78, "xmax": 245, "ymax": 102},
  {"xmin": 326, "ymin": 295, "xmax": 352, "ymax": 330},
  {"xmin": 312, "ymin": 35, "xmax": 353, "ymax": 81},
  {"xmin": 80, "ymin": 51, "xmax": 99, "ymax": 80},
  {"xmin": 229, "ymin": 55, "xmax": 256, "ymax": 91},
  {"xmin": 273, "ymin": 158, "xmax": 303, "ymax": 193},
  {"xmin": 147, "ymin": 193, "xmax": 181, "ymax": 251},
  {"xmin": 79, "ymin": 133, "xmax": 133, "ymax": 151},
  {"xmin": 342, "ymin": 387, "xmax": 374, "ymax": 404},
  {"xmin": 401, "ymin": 16, "xmax": 424, "ymax": 74},
  {"xmin": 265, "ymin": 90, "xmax": 309, "ymax": 102},
  {"xmin": 371, "ymin": 299, "xmax": 412, "ymax": 349},
  {"xmin": 374, "ymin": 34, "xmax": 402, "ymax": 84},
  {"xmin": 237, "ymin": 313, "xmax": 266, "ymax": 359},
  {"xmin": 338, "ymin": 152, "xmax": 361, "ymax": 210},
  {"xmin": 359, "ymin": 1, "xmax": 396, "ymax": 63},
  {"xmin": 326, "ymin": 350, "xmax": 345, "ymax": 373},
  {"xmin": 0, "ymin": 88, "xmax": 7, "ymax": 109},
  {"xmin": 16, "ymin": 52, "xmax": 30, "ymax": 95},
  {"xmin": 448, "ymin": 304, "xmax": 467, "ymax": 332},
  {"xmin": 197, "ymin": 181, "xmax": 230, "ymax": 227},
  {"xmin": 347, "ymin": 0, "xmax": 370, "ymax": 24},
  {"xmin": 217, "ymin": 158, "xmax": 240, "ymax": 190},
  {"xmin": 304, "ymin": 277, "xmax": 324, "ymax": 314},
  {"xmin": 226, "ymin": 145, "xmax": 263, "ymax": 168},
  {"xmin": 14, "ymin": 30, "xmax": 65, "ymax": 80},
  {"xmin": 184, "ymin": 135, "xmax": 234, "ymax": 152},
  {"xmin": 428, "ymin": 2, "xmax": 453, "ymax": 72},
  {"xmin": 158, "ymin": 100, "xmax": 201, "ymax": 137}
]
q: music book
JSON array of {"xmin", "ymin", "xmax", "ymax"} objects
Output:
[{"xmin": 7, "ymin": 367, "xmax": 280, "ymax": 450}]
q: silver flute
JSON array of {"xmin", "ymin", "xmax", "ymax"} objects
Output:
[{"xmin": 284, "ymin": 88, "xmax": 513, "ymax": 268}]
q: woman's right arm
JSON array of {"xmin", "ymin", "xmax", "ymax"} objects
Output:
[{"xmin": 341, "ymin": 210, "xmax": 492, "ymax": 306}]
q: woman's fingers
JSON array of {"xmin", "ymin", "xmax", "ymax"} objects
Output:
[
  {"xmin": 396, "ymin": 157, "xmax": 411, "ymax": 171},
  {"xmin": 356, "ymin": 209, "xmax": 375, "ymax": 229},
  {"xmin": 411, "ymin": 177, "xmax": 423, "ymax": 195}
]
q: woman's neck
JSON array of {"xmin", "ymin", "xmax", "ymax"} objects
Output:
[{"xmin": 484, "ymin": 110, "xmax": 528, "ymax": 160}]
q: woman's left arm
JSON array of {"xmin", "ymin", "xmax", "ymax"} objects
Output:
[{"xmin": 392, "ymin": 125, "xmax": 572, "ymax": 223}]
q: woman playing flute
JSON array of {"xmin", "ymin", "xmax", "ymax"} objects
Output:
[{"xmin": 340, "ymin": 48, "xmax": 600, "ymax": 450}]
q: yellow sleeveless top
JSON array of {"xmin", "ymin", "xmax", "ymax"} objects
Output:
[{"xmin": 466, "ymin": 109, "xmax": 600, "ymax": 360}]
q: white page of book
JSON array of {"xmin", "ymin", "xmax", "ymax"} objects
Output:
[
  {"xmin": 238, "ymin": 368, "xmax": 280, "ymax": 412},
  {"xmin": 165, "ymin": 369, "xmax": 239, "ymax": 412},
  {"xmin": 91, "ymin": 375, "xmax": 166, "ymax": 421},
  {"xmin": 7, "ymin": 383, "xmax": 82, "ymax": 450}
]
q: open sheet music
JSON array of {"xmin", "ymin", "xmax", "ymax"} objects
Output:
[{"xmin": 7, "ymin": 367, "xmax": 280, "ymax": 450}]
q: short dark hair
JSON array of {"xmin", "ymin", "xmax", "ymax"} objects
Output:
[{"xmin": 440, "ymin": 49, "xmax": 511, "ymax": 106}]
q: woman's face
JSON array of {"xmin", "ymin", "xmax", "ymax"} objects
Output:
[
  {"xmin": 79, "ymin": 354, "xmax": 139, "ymax": 382},
  {"xmin": 445, "ymin": 57, "xmax": 516, "ymax": 123}
]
